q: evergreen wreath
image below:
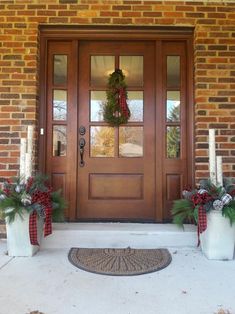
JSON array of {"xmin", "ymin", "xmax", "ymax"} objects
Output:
[{"xmin": 103, "ymin": 69, "xmax": 130, "ymax": 126}]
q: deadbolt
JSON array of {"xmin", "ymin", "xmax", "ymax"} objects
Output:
[{"xmin": 79, "ymin": 126, "xmax": 86, "ymax": 136}]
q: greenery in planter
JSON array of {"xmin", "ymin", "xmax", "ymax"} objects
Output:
[
  {"xmin": 0, "ymin": 174, "xmax": 65, "ymax": 223},
  {"xmin": 171, "ymin": 178, "xmax": 235, "ymax": 227}
]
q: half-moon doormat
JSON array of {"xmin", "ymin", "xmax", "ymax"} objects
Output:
[{"xmin": 68, "ymin": 247, "xmax": 172, "ymax": 276}]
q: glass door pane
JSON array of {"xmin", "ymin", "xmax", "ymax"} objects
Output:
[
  {"xmin": 119, "ymin": 56, "xmax": 143, "ymax": 87},
  {"xmin": 91, "ymin": 56, "xmax": 115, "ymax": 86}
]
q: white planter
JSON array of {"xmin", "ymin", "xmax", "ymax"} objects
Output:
[
  {"xmin": 200, "ymin": 210, "xmax": 235, "ymax": 260},
  {"xmin": 6, "ymin": 211, "xmax": 43, "ymax": 257}
]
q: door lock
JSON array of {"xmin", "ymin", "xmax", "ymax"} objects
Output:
[{"xmin": 79, "ymin": 126, "xmax": 86, "ymax": 136}]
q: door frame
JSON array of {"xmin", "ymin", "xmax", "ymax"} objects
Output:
[{"xmin": 39, "ymin": 26, "xmax": 194, "ymax": 222}]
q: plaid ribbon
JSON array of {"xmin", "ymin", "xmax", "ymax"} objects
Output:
[
  {"xmin": 29, "ymin": 188, "xmax": 53, "ymax": 245},
  {"xmin": 197, "ymin": 205, "xmax": 207, "ymax": 246},
  {"xmin": 44, "ymin": 206, "xmax": 52, "ymax": 237},
  {"xmin": 29, "ymin": 211, "xmax": 39, "ymax": 246},
  {"xmin": 29, "ymin": 208, "xmax": 52, "ymax": 246},
  {"xmin": 191, "ymin": 192, "xmax": 210, "ymax": 246},
  {"xmin": 119, "ymin": 87, "xmax": 130, "ymax": 118}
]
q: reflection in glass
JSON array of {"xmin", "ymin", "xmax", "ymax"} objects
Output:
[
  {"xmin": 167, "ymin": 56, "xmax": 180, "ymax": 88},
  {"xmin": 91, "ymin": 56, "xmax": 115, "ymax": 86},
  {"xmin": 128, "ymin": 91, "xmax": 143, "ymax": 122},
  {"xmin": 53, "ymin": 55, "xmax": 67, "ymax": 85},
  {"xmin": 167, "ymin": 126, "xmax": 180, "ymax": 158},
  {"xmin": 90, "ymin": 126, "xmax": 114, "ymax": 157},
  {"xmin": 119, "ymin": 127, "xmax": 143, "ymax": 157},
  {"xmin": 90, "ymin": 91, "xmax": 106, "ymax": 122},
  {"xmin": 119, "ymin": 56, "xmax": 143, "ymax": 87},
  {"xmin": 53, "ymin": 90, "xmax": 67, "ymax": 121},
  {"xmin": 53, "ymin": 125, "xmax": 67, "ymax": 157},
  {"xmin": 167, "ymin": 91, "xmax": 180, "ymax": 122}
]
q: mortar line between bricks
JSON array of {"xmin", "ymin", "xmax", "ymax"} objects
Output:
[{"xmin": 0, "ymin": 257, "xmax": 15, "ymax": 271}]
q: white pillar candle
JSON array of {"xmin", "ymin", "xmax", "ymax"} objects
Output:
[
  {"xmin": 20, "ymin": 138, "xmax": 27, "ymax": 180},
  {"xmin": 25, "ymin": 153, "xmax": 32, "ymax": 179},
  {"xmin": 26, "ymin": 125, "xmax": 34, "ymax": 178},
  {"xmin": 209, "ymin": 129, "xmax": 216, "ymax": 185},
  {"xmin": 216, "ymin": 156, "xmax": 223, "ymax": 187},
  {"xmin": 27, "ymin": 125, "xmax": 34, "ymax": 155}
]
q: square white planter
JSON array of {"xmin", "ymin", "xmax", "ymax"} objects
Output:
[
  {"xmin": 6, "ymin": 211, "xmax": 43, "ymax": 257},
  {"xmin": 200, "ymin": 210, "xmax": 235, "ymax": 260}
]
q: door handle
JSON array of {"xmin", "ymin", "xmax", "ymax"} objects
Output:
[{"xmin": 79, "ymin": 138, "xmax": 86, "ymax": 167}]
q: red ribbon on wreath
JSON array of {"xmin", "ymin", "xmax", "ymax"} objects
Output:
[
  {"xmin": 119, "ymin": 87, "xmax": 129, "ymax": 118},
  {"xmin": 29, "ymin": 189, "xmax": 53, "ymax": 245}
]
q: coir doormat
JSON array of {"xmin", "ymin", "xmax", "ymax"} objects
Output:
[{"xmin": 68, "ymin": 247, "xmax": 172, "ymax": 276}]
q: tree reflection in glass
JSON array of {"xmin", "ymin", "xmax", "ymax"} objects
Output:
[
  {"xmin": 53, "ymin": 90, "xmax": 67, "ymax": 121},
  {"xmin": 119, "ymin": 127, "xmax": 143, "ymax": 157},
  {"xmin": 53, "ymin": 125, "xmax": 67, "ymax": 156},
  {"xmin": 90, "ymin": 91, "xmax": 105, "ymax": 122},
  {"xmin": 166, "ymin": 91, "xmax": 180, "ymax": 122},
  {"xmin": 90, "ymin": 126, "xmax": 114, "ymax": 157},
  {"xmin": 128, "ymin": 91, "xmax": 143, "ymax": 122},
  {"xmin": 167, "ymin": 126, "xmax": 180, "ymax": 158}
]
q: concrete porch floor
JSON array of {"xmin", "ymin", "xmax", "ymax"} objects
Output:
[{"xmin": 0, "ymin": 223, "xmax": 235, "ymax": 314}]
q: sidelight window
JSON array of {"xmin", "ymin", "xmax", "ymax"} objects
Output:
[{"xmin": 166, "ymin": 55, "xmax": 181, "ymax": 159}]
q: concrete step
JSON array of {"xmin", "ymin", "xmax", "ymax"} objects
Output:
[{"xmin": 41, "ymin": 223, "xmax": 198, "ymax": 249}]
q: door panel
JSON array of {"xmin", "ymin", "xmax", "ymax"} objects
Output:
[
  {"xmin": 77, "ymin": 41, "xmax": 156, "ymax": 220},
  {"xmin": 89, "ymin": 174, "xmax": 143, "ymax": 199}
]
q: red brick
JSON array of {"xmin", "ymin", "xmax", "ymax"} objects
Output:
[
  {"xmin": 164, "ymin": 12, "xmax": 184, "ymax": 18},
  {"xmin": 58, "ymin": 11, "xmax": 77, "ymax": 16},
  {"xmin": 112, "ymin": 18, "xmax": 132, "ymax": 24},
  {"xmin": 112, "ymin": 5, "xmax": 131, "ymax": 10},
  {"xmin": 133, "ymin": 5, "xmax": 152, "ymax": 11},
  {"xmin": 134, "ymin": 18, "xmax": 154, "ymax": 24},
  {"xmin": 100, "ymin": 11, "xmax": 119, "ymax": 17},
  {"xmin": 122, "ymin": 12, "xmax": 141, "ymax": 17},
  {"xmin": 176, "ymin": 5, "xmax": 195, "ymax": 11}
]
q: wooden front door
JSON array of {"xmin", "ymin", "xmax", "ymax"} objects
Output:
[
  {"xmin": 40, "ymin": 28, "xmax": 193, "ymax": 222},
  {"xmin": 77, "ymin": 41, "xmax": 155, "ymax": 220}
]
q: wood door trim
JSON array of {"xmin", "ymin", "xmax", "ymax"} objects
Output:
[
  {"xmin": 39, "ymin": 36, "xmax": 47, "ymax": 174},
  {"xmin": 40, "ymin": 25, "xmax": 194, "ymax": 37},
  {"xmin": 155, "ymin": 40, "xmax": 163, "ymax": 222},
  {"xmin": 67, "ymin": 39, "xmax": 79, "ymax": 220},
  {"xmin": 186, "ymin": 37, "xmax": 195, "ymax": 186},
  {"xmin": 39, "ymin": 28, "xmax": 194, "ymax": 222}
]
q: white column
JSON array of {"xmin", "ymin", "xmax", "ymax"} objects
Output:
[
  {"xmin": 216, "ymin": 156, "xmax": 223, "ymax": 187},
  {"xmin": 20, "ymin": 138, "xmax": 27, "ymax": 179},
  {"xmin": 209, "ymin": 129, "xmax": 216, "ymax": 185}
]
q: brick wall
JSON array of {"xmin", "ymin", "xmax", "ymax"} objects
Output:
[{"xmin": 0, "ymin": 0, "xmax": 235, "ymax": 183}]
